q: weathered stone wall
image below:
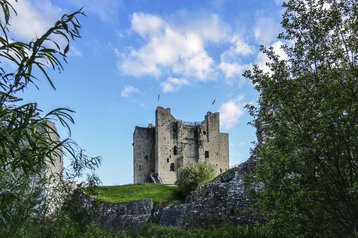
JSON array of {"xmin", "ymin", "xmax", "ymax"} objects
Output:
[
  {"xmin": 133, "ymin": 107, "xmax": 230, "ymax": 184},
  {"xmin": 44, "ymin": 120, "xmax": 64, "ymax": 216},
  {"xmin": 45, "ymin": 121, "xmax": 63, "ymax": 179},
  {"xmin": 158, "ymin": 160, "xmax": 260, "ymax": 228},
  {"xmin": 179, "ymin": 125, "xmax": 199, "ymax": 164},
  {"xmin": 218, "ymin": 133, "xmax": 229, "ymax": 174},
  {"xmin": 69, "ymin": 160, "xmax": 261, "ymax": 231},
  {"xmin": 198, "ymin": 112, "xmax": 229, "ymax": 176},
  {"xmin": 133, "ymin": 126, "xmax": 155, "ymax": 183},
  {"xmin": 155, "ymin": 107, "xmax": 177, "ymax": 184},
  {"xmin": 72, "ymin": 192, "xmax": 153, "ymax": 230}
]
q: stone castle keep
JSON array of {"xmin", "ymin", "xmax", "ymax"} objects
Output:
[{"xmin": 133, "ymin": 107, "xmax": 229, "ymax": 184}]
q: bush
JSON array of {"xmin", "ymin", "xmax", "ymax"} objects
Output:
[{"xmin": 175, "ymin": 161, "xmax": 215, "ymax": 196}]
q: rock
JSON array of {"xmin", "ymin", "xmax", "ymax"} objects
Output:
[
  {"xmin": 158, "ymin": 159, "xmax": 262, "ymax": 228},
  {"xmin": 69, "ymin": 159, "xmax": 262, "ymax": 230},
  {"xmin": 72, "ymin": 192, "xmax": 153, "ymax": 230},
  {"xmin": 158, "ymin": 204, "xmax": 189, "ymax": 227}
]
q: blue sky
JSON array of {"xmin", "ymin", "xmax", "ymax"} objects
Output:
[{"xmin": 9, "ymin": 0, "xmax": 286, "ymax": 185}]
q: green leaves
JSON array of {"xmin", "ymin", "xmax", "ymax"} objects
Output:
[
  {"xmin": 175, "ymin": 161, "xmax": 215, "ymax": 197},
  {"xmin": 245, "ymin": 0, "xmax": 358, "ymax": 236},
  {"xmin": 0, "ymin": 1, "xmax": 101, "ymax": 235}
]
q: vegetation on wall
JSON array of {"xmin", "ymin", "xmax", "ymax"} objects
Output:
[
  {"xmin": 0, "ymin": 0, "xmax": 356, "ymax": 237},
  {"xmin": 0, "ymin": 1, "xmax": 101, "ymax": 237},
  {"xmin": 175, "ymin": 161, "xmax": 215, "ymax": 197},
  {"xmin": 245, "ymin": 0, "xmax": 357, "ymax": 236}
]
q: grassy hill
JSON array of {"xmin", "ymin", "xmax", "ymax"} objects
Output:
[{"xmin": 88, "ymin": 183, "xmax": 178, "ymax": 205}]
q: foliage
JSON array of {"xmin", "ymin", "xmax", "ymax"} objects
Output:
[
  {"xmin": 1, "ymin": 213, "xmax": 279, "ymax": 238},
  {"xmin": 0, "ymin": 0, "xmax": 101, "ymax": 236},
  {"xmin": 244, "ymin": 0, "xmax": 357, "ymax": 236},
  {"xmin": 86, "ymin": 173, "xmax": 103, "ymax": 195},
  {"xmin": 140, "ymin": 224, "xmax": 278, "ymax": 238},
  {"xmin": 87, "ymin": 183, "xmax": 177, "ymax": 205},
  {"xmin": 175, "ymin": 161, "xmax": 215, "ymax": 196}
]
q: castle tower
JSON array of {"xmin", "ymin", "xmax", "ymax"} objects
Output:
[{"xmin": 133, "ymin": 107, "xmax": 229, "ymax": 184}]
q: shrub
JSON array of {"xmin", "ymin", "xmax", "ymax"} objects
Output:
[{"xmin": 175, "ymin": 161, "xmax": 215, "ymax": 196}]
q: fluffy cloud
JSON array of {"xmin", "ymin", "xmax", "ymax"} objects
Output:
[
  {"xmin": 256, "ymin": 40, "xmax": 288, "ymax": 74},
  {"xmin": 254, "ymin": 16, "xmax": 281, "ymax": 45},
  {"xmin": 219, "ymin": 36, "xmax": 253, "ymax": 79},
  {"xmin": 119, "ymin": 12, "xmax": 224, "ymax": 81},
  {"xmin": 229, "ymin": 36, "xmax": 254, "ymax": 56},
  {"xmin": 171, "ymin": 12, "xmax": 229, "ymax": 42},
  {"xmin": 7, "ymin": 0, "xmax": 61, "ymax": 41},
  {"xmin": 6, "ymin": 0, "xmax": 83, "ymax": 58},
  {"xmin": 160, "ymin": 77, "xmax": 190, "ymax": 93},
  {"xmin": 219, "ymin": 62, "xmax": 250, "ymax": 79},
  {"xmin": 219, "ymin": 96, "xmax": 245, "ymax": 129},
  {"xmin": 119, "ymin": 11, "xmax": 283, "ymax": 89},
  {"xmin": 121, "ymin": 85, "xmax": 140, "ymax": 97}
]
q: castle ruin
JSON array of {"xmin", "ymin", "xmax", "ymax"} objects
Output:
[{"xmin": 133, "ymin": 107, "xmax": 229, "ymax": 184}]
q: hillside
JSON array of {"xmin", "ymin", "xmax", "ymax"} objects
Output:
[{"xmin": 88, "ymin": 183, "xmax": 177, "ymax": 205}]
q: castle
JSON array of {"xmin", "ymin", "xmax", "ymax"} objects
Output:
[{"xmin": 133, "ymin": 107, "xmax": 229, "ymax": 184}]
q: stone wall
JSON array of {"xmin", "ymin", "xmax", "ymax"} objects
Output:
[
  {"xmin": 69, "ymin": 160, "xmax": 261, "ymax": 230},
  {"xmin": 44, "ymin": 120, "xmax": 64, "ymax": 216},
  {"xmin": 198, "ymin": 112, "xmax": 229, "ymax": 176},
  {"xmin": 157, "ymin": 159, "xmax": 260, "ymax": 228},
  {"xmin": 72, "ymin": 192, "xmax": 153, "ymax": 230},
  {"xmin": 133, "ymin": 126, "xmax": 155, "ymax": 183},
  {"xmin": 133, "ymin": 107, "xmax": 230, "ymax": 184},
  {"xmin": 156, "ymin": 107, "xmax": 178, "ymax": 184}
]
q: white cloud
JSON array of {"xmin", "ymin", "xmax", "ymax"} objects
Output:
[
  {"xmin": 7, "ymin": 0, "xmax": 61, "ymax": 41},
  {"xmin": 219, "ymin": 62, "xmax": 250, "ymax": 79},
  {"xmin": 219, "ymin": 95, "xmax": 245, "ymax": 129},
  {"xmin": 172, "ymin": 12, "xmax": 230, "ymax": 42},
  {"xmin": 119, "ymin": 12, "xmax": 217, "ymax": 81},
  {"xmin": 256, "ymin": 40, "xmax": 288, "ymax": 74},
  {"xmin": 121, "ymin": 85, "xmax": 140, "ymax": 97},
  {"xmin": 131, "ymin": 12, "xmax": 166, "ymax": 38},
  {"xmin": 5, "ymin": 0, "xmax": 83, "ymax": 60},
  {"xmin": 219, "ymin": 35, "xmax": 253, "ymax": 80},
  {"xmin": 230, "ymin": 36, "xmax": 254, "ymax": 56},
  {"xmin": 160, "ymin": 77, "xmax": 189, "ymax": 93},
  {"xmin": 254, "ymin": 16, "xmax": 280, "ymax": 45}
]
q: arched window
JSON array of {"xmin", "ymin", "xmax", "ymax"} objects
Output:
[{"xmin": 170, "ymin": 163, "xmax": 175, "ymax": 171}]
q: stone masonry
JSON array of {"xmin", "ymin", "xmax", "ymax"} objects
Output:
[
  {"xmin": 133, "ymin": 107, "xmax": 229, "ymax": 184},
  {"xmin": 44, "ymin": 121, "xmax": 64, "ymax": 216}
]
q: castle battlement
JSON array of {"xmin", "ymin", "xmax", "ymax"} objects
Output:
[{"xmin": 133, "ymin": 107, "xmax": 229, "ymax": 184}]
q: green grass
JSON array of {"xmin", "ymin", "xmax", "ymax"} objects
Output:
[
  {"xmin": 88, "ymin": 183, "xmax": 178, "ymax": 205},
  {"xmin": 10, "ymin": 219, "xmax": 278, "ymax": 238}
]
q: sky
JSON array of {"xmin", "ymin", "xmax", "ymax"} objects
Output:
[{"xmin": 8, "ymin": 0, "xmax": 286, "ymax": 185}]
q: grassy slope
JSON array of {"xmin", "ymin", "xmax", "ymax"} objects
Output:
[{"xmin": 90, "ymin": 183, "xmax": 177, "ymax": 204}]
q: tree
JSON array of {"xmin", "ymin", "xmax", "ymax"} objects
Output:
[
  {"xmin": 175, "ymin": 161, "xmax": 215, "ymax": 197},
  {"xmin": 0, "ymin": 1, "xmax": 101, "ymax": 236},
  {"xmin": 244, "ymin": 0, "xmax": 357, "ymax": 236}
]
